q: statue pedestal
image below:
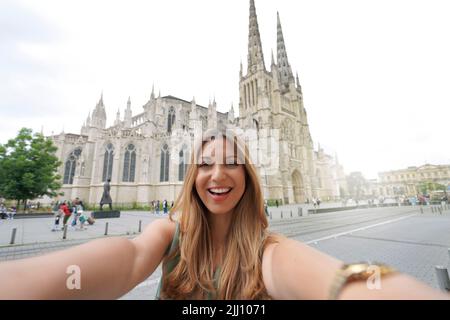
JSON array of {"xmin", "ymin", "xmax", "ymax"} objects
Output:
[{"xmin": 91, "ymin": 211, "xmax": 121, "ymax": 219}]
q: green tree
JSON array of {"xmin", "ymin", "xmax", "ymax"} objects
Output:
[
  {"xmin": 417, "ymin": 181, "xmax": 445, "ymax": 195},
  {"xmin": 0, "ymin": 128, "xmax": 63, "ymax": 211}
]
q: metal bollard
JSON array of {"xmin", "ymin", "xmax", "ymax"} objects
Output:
[
  {"xmin": 281, "ymin": 211, "xmax": 283, "ymax": 219},
  {"xmin": 298, "ymin": 207, "xmax": 301, "ymax": 217},
  {"xmin": 434, "ymin": 266, "xmax": 450, "ymax": 292},
  {"xmin": 104, "ymin": 222, "xmax": 109, "ymax": 236},
  {"xmin": 138, "ymin": 220, "xmax": 142, "ymax": 233},
  {"xmin": 10, "ymin": 228, "xmax": 17, "ymax": 245},
  {"xmin": 448, "ymin": 248, "xmax": 450, "ymax": 260},
  {"xmin": 270, "ymin": 212, "xmax": 272, "ymax": 220},
  {"xmin": 420, "ymin": 206, "xmax": 423, "ymax": 214},
  {"xmin": 63, "ymin": 225, "xmax": 68, "ymax": 240},
  {"xmin": 290, "ymin": 210, "xmax": 293, "ymax": 218}
]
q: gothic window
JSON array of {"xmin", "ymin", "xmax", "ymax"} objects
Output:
[
  {"xmin": 178, "ymin": 145, "xmax": 189, "ymax": 181},
  {"xmin": 102, "ymin": 143, "xmax": 114, "ymax": 182},
  {"xmin": 63, "ymin": 148, "xmax": 82, "ymax": 184},
  {"xmin": 160, "ymin": 144, "xmax": 170, "ymax": 182},
  {"xmin": 167, "ymin": 106, "xmax": 176, "ymax": 133},
  {"xmin": 122, "ymin": 144, "xmax": 136, "ymax": 182}
]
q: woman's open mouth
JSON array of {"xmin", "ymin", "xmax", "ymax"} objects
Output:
[{"xmin": 207, "ymin": 187, "xmax": 233, "ymax": 201}]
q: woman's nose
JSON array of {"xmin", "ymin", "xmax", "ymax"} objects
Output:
[{"xmin": 211, "ymin": 164, "xmax": 226, "ymax": 181}]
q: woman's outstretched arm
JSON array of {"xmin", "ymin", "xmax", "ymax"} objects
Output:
[
  {"xmin": 262, "ymin": 236, "xmax": 450, "ymax": 300},
  {"xmin": 0, "ymin": 218, "xmax": 175, "ymax": 300}
]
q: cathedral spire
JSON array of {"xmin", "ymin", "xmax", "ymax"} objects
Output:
[
  {"xmin": 124, "ymin": 97, "xmax": 132, "ymax": 128},
  {"xmin": 247, "ymin": 0, "xmax": 266, "ymax": 74},
  {"xmin": 240, "ymin": 60, "xmax": 243, "ymax": 79},
  {"xmin": 150, "ymin": 84, "xmax": 155, "ymax": 100},
  {"xmin": 228, "ymin": 103, "xmax": 235, "ymax": 123},
  {"xmin": 277, "ymin": 12, "xmax": 294, "ymax": 88}
]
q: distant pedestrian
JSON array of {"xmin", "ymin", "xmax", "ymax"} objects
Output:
[
  {"xmin": 317, "ymin": 198, "xmax": 321, "ymax": 207},
  {"xmin": 60, "ymin": 202, "xmax": 71, "ymax": 228},
  {"xmin": 163, "ymin": 199, "xmax": 168, "ymax": 214},
  {"xmin": 150, "ymin": 201, "xmax": 155, "ymax": 214},
  {"xmin": 0, "ymin": 204, "xmax": 7, "ymax": 220},
  {"xmin": 51, "ymin": 201, "xmax": 61, "ymax": 231},
  {"xmin": 8, "ymin": 206, "xmax": 16, "ymax": 220},
  {"xmin": 275, "ymin": 200, "xmax": 279, "ymax": 208},
  {"xmin": 155, "ymin": 200, "xmax": 160, "ymax": 215},
  {"xmin": 264, "ymin": 200, "xmax": 269, "ymax": 217}
]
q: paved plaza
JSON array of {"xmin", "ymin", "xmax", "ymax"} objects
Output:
[{"xmin": 0, "ymin": 204, "xmax": 449, "ymax": 299}]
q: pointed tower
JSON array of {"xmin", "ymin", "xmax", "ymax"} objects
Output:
[
  {"xmin": 150, "ymin": 84, "xmax": 155, "ymax": 101},
  {"xmin": 247, "ymin": 0, "xmax": 266, "ymax": 74},
  {"xmin": 114, "ymin": 109, "xmax": 121, "ymax": 126},
  {"xmin": 91, "ymin": 93, "xmax": 107, "ymax": 129},
  {"xmin": 207, "ymin": 98, "xmax": 217, "ymax": 129},
  {"xmin": 228, "ymin": 103, "xmax": 235, "ymax": 123},
  {"xmin": 277, "ymin": 12, "xmax": 295, "ymax": 90},
  {"xmin": 239, "ymin": 0, "xmax": 273, "ymax": 127},
  {"xmin": 124, "ymin": 96, "xmax": 132, "ymax": 128},
  {"xmin": 190, "ymin": 96, "xmax": 198, "ymax": 120}
]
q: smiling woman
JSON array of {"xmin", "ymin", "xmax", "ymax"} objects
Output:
[
  {"xmin": 158, "ymin": 129, "xmax": 273, "ymax": 299},
  {"xmin": 0, "ymin": 129, "xmax": 448, "ymax": 301}
]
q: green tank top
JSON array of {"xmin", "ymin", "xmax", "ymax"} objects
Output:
[{"xmin": 155, "ymin": 222, "xmax": 221, "ymax": 300}]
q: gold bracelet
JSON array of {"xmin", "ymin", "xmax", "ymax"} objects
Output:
[{"xmin": 329, "ymin": 262, "xmax": 397, "ymax": 300}]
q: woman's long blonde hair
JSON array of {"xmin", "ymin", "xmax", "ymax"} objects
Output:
[{"xmin": 160, "ymin": 129, "xmax": 275, "ymax": 300}]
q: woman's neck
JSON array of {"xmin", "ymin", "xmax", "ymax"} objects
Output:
[{"xmin": 207, "ymin": 211, "xmax": 233, "ymax": 250}]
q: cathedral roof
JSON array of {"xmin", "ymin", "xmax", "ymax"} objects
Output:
[{"xmin": 162, "ymin": 95, "xmax": 228, "ymax": 116}]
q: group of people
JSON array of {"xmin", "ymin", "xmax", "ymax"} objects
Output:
[
  {"xmin": 51, "ymin": 198, "xmax": 92, "ymax": 231},
  {"xmin": 0, "ymin": 203, "xmax": 16, "ymax": 220},
  {"xmin": 150, "ymin": 199, "xmax": 174, "ymax": 215}
]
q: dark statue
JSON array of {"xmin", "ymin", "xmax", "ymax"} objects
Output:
[{"xmin": 100, "ymin": 179, "xmax": 113, "ymax": 211}]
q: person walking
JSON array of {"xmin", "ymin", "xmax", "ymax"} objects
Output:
[
  {"xmin": 264, "ymin": 200, "xmax": 269, "ymax": 217},
  {"xmin": 51, "ymin": 201, "xmax": 61, "ymax": 231},
  {"xmin": 155, "ymin": 200, "xmax": 160, "ymax": 215},
  {"xmin": 70, "ymin": 199, "xmax": 79, "ymax": 229},
  {"xmin": 0, "ymin": 204, "xmax": 7, "ymax": 220},
  {"xmin": 8, "ymin": 206, "xmax": 16, "ymax": 220},
  {"xmin": 60, "ymin": 202, "xmax": 71, "ymax": 229},
  {"xmin": 163, "ymin": 199, "xmax": 168, "ymax": 215}
]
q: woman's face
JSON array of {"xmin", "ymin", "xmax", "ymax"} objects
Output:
[{"xmin": 195, "ymin": 137, "xmax": 246, "ymax": 216}]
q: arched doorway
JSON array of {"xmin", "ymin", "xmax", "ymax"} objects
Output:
[{"xmin": 292, "ymin": 170, "xmax": 303, "ymax": 204}]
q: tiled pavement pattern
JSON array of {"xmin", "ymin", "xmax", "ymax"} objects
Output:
[{"xmin": 0, "ymin": 205, "xmax": 449, "ymax": 299}]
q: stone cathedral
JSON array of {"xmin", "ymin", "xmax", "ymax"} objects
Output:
[{"xmin": 50, "ymin": 0, "xmax": 346, "ymax": 206}]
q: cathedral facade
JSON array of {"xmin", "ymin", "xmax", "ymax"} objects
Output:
[{"xmin": 50, "ymin": 0, "xmax": 346, "ymax": 206}]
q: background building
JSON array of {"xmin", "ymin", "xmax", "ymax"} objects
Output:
[{"xmin": 47, "ymin": 1, "xmax": 346, "ymax": 206}]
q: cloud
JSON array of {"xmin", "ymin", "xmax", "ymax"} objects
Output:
[{"xmin": 0, "ymin": 0, "xmax": 65, "ymax": 118}]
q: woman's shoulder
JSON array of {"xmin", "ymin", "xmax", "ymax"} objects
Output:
[{"xmin": 151, "ymin": 216, "xmax": 178, "ymax": 238}]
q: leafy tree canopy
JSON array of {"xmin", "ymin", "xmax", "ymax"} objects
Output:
[{"xmin": 0, "ymin": 128, "xmax": 62, "ymax": 209}]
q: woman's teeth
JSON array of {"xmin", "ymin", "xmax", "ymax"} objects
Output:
[{"xmin": 208, "ymin": 188, "xmax": 231, "ymax": 195}]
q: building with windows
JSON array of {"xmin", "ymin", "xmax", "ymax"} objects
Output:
[
  {"xmin": 376, "ymin": 164, "xmax": 450, "ymax": 197},
  {"xmin": 49, "ymin": 0, "xmax": 345, "ymax": 206}
]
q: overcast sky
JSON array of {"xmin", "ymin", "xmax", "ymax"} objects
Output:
[{"xmin": 1, "ymin": 0, "xmax": 449, "ymax": 179}]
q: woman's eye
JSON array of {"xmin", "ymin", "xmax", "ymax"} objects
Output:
[{"xmin": 199, "ymin": 162, "xmax": 212, "ymax": 167}]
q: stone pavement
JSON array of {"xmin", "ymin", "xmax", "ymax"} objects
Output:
[{"xmin": 0, "ymin": 205, "xmax": 449, "ymax": 299}]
